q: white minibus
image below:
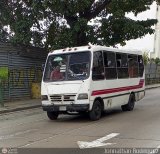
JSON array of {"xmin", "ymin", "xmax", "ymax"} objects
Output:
[{"xmin": 41, "ymin": 44, "xmax": 145, "ymax": 120}]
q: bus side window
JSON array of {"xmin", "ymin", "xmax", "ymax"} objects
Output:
[
  {"xmin": 103, "ymin": 51, "xmax": 117, "ymax": 79},
  {"xmin": 92, "ymin": 51, "xmax": 105, "ymax": 80},
  {"xmin": 116, "ymin": 53, "xmax": 129, "ymax": 79},
  {"xmin": 138, "ymin": 55, "xmax": 144, "ymax": 77},
  {"xmin": 128, "ymin": 55, "xmax": 138, "ymax": 78}
]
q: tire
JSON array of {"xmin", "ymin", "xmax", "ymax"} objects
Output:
[
  {"xmin": 89, "ymin": 100, "xmax": 102, "ymax": 121},
  {"xmin": 47, "ymin": 111, "xmax": 59, "ymax": 120},
  {"xmin": 121, "ymin": 93, "xmax": 135, "ymax": 111}
]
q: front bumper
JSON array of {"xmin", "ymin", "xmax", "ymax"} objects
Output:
[{"xmin": 42, "ymin": 104, "xmax": 89, "ymax": 112}]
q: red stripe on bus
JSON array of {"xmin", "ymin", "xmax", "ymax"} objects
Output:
[{"xmin": 91, "ymin": 79, "xmax": 144, "ymax": 96}]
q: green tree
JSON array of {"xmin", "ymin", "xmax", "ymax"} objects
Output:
[
  {"xmin": 142, "ymin": 51, "xmax": 150, "ymax": 65},
  {"xmin": 154, "ymin": 57, "xmax": 160, "ymax": 65},
  {"xmin": 0, "ymin": 0, "xmax": 160, "ymax": 50},
  {"xmin": 149, "ymin": 57, "xmax": 160, "ymax": 64}
]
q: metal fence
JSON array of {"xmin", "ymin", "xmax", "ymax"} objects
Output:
[
  {"xmin": 145, "ymin": 64, "xmax": 160, "ymax": 85},
  {"xmin": 0, "ymin": 42, "xmax": 46, "ymax": 102}
]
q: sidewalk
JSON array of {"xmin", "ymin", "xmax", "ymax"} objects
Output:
[
  {"xmin": 145, "ymin": 83, "xmax": 160, "ymax": 89},
  {"xmin": 0, "ymin": 84, "xmax": 160, "ymax": 115},
  {"xmin": 0, "ymin": 99, "xmax": 41, "ymax": 114}
]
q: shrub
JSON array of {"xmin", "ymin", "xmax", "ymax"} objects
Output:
[{"xmin": 0, "ymin": 67, "xmax": 8, "ymax": 83}]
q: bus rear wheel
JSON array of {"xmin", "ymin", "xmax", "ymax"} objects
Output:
[
  {"xmin": 89, "ymin": 100, "xmax": 102, "ymax": 121},
  {"xmin": 121, "ymin": 93, "xmax": 135, "ymax": 111},
  {"xmin": 47, "ymin": 111, "xmax": 59, "ymax": 120}
]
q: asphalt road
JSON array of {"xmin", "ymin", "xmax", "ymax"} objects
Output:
[{"xmin": 0, "ymin": 88, "xmax": 160, "ymax": 151}]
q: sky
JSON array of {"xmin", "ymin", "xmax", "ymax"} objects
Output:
[{"xmin": 119, "ymin": 2, "xmax": 157, "ymax": 52}]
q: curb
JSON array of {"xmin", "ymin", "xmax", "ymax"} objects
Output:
[
  {"xmin": 0, "ymin": 104, "xmax": 41, "ymax": 115},
  {"xmin": 145, "ymin": 85, "xmax": 160, "ymax": 90}
]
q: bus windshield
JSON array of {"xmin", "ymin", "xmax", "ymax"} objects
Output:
[{"xmin": 43, "ymin": 51, "xmax": 91, "ymax": 82}]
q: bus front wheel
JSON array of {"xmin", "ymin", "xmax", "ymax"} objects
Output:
[
  {"xmin": 121, "ymin": 93, "xmax": 135, "ymax": 111},
  {"xmin": 89, "ymin": 100, "xmax": 102, "ymax": 121},
  {"xmin": 47, "ymin": 111, "xmax": 59, "ymax": 120}
]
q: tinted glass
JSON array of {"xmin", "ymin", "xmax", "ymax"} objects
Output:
[
  {"xmin": 92, "ymin": 51, "xmax": 104, "ymax": 80},
  {"xmin": 128, "ymin": 54, "xmax": 138, "ymax": 78},
  {"xmin": 116, "ymin": 53, "xmax": 129, "ymax": 78},
  {"xmin": 104, "ymin": 51, "xmax": 117, "ymax": 79},
  {"xmin": 138, "ymin": 55, "xmax": 144, "ymax": 77}
]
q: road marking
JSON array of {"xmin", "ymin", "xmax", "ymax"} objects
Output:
[
  {"xmin": 148, "ymin": 145, "xmax": 160, "ymax": 154},
  {"xmin": 0, "ymin": 129, "xmax": 37, "ymax": 140},
  {"xmin": 77, "ymin": 133, "xmax": 119, "ymax": 149}
]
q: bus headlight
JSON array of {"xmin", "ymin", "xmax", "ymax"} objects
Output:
[
  {"xmin": 77, "ymin": 93, "xmax": 88, "ymax": 100},
  {"xmin": 41, "ymin": 95, "xmax": 48, "ymax": 100}
]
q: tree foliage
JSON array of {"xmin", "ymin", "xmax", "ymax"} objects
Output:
[
  {"xmin": 153, "ymin": 57, "xmax": 160, "ymax": 64},
  {"xmin": 155, "ymin": 58, "xmax": 160, "ymax": 64},
  {"xmin": 142, "ymin": 51, "xmax": 150, "ymax": 65},
  {"xmin": 0, "ymin": 0, "xmax": 160, "ymax": 50}
]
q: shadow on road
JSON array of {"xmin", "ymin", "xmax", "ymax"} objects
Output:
[{"xmin": 46, "ymin": 108, "xmax": 128, "ymax": 123}]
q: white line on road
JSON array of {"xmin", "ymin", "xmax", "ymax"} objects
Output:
[
  {"xmin": 148, "ymin": 145, "xmax": 160, "ymax": 154},
  {"xmin": 0, "ymin": 129, "xmax": 37, "ymax": 140},
  {"xmin": 77, "ymin": 133, "xmax": 119, "ymax": 149}
]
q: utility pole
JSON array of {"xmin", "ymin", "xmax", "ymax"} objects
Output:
[{"xmin": 151, "ymin": 5, "xmax": 160, "ymax": 59}]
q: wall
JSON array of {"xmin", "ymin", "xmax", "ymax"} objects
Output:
[
  {"xmin": 0, "ymin": 42, "xmax": 46, "ymax": 101},
  {"xmin": 145, "ymin": 63, "xmax": 160, "ymax": 85}
]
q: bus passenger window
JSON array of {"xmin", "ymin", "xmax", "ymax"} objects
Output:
[
  {"xmin": 116, "ymin": 53, "xmax": 129, "ymax": 79},
  {"xmin": 92, "ymin": 51, "xmax": 105, "ymax": 80},
  {"xmin": 128, "ymin": 55, "xmax": 138, "ymax": 78},
  {"xmin": 103, "ymin": 51, "xmax": 117, "ymax": 79},
  {"xmin": 138, "ymin": 55, "xmax": 144, "ymax": 77}
]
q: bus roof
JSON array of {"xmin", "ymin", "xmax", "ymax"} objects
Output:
[{"xmin": 48, "ymin": 44, "xmax": 142, "ymax": 56}]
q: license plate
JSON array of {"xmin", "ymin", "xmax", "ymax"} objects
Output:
[{"xmin": 59, "ymin": 106, "xmax": 66, "ymax": 111}]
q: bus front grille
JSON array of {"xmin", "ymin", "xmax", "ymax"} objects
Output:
[
  {"xmin": 50, "ymin": 95, "xmax": 62, "ymax": 101},
  {"xmin": 50, "ymin": 94, "xmax": 76, "ymax": 102}
]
